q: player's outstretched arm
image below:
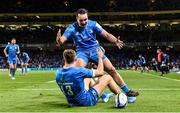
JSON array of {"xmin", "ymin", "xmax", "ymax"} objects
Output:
[
  {"xmin": 101, "ymin": 31, "xmax": 124, "ymax": 49},
  {"xmin": 56, "ymin": 29, "xmax": 67, "ymax": 45},
  {"xmin": 94, "ymin": 49, "xmax": 104, "ymax": 76},
  {"xmin": 3, "ymin": 48, "xmax": 8, "ymax": 57}
]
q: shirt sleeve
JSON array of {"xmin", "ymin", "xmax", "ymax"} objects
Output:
[
  {"xmin": 5, "ymin": 44, "xmax": 9, "ymax": 50},
  {"xmin": 94, "ymin": 22, "xmax": 105, "ymax": 34},
  {"xmin": 56, "ymin": 68, "xmax": 62, "ymax": 81},
  {"xmin": 25, "ymin": 53, "xmax": 29, "ymax": 59},
  {"xmin": 80, "ymin": 68, "xmax": 94, "ymax": 78},
  {"xmin": 17, "ymin": 45, "xmax": 20, "ymax": 52},
  {"xmin": 63, "ymin": 25, "xmax": 74, "ymax": 40},
  {"xmin": 26, "ymin": 55, "xmax": 29, "ymax": 59}
]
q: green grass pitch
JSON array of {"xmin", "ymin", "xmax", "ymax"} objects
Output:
[{"xmin": 0, "ymin": 70, "xmax": 180, "ymax": 112}]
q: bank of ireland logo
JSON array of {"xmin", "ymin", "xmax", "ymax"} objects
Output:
[{"xmin": 89, "ymin": 29, "xmax": 93, "ymax": 33}]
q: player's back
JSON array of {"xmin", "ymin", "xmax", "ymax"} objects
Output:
[
  {"xmin": 157, "ymin": 52, "xmax": 163, "ymax": 63},
  {"xmin": 21, "ymin": 52, "xmax": 29, "ymax": 61},
  {"xmin": 162, "ymin": 54, "xmax": 168, "ymax": 64},
  {"xmin": 141, "ymin": 56, "xmax": 146, "ymax": 64},
  {"xmin": 56, "ymin": 67, "xmax": 88, "ymax": 105}
]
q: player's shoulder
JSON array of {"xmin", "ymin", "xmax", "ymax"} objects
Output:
[
  {"xmin": 67, "ymin": 22, "xmax": 77, "ymax": 30},
  {"xmin": 77, "ymin": 67, "xmax": 91, "ymax": 73},
  {"xmin": 24, "ymin": 52, "xmax": 28, "ymax": 55},
  {"xmin": 67, "ymin": 67, "xmax": 83, "ymax": 72},
  {"xmin": 56, "ymin": 68, "xmax": 63, "ymax": 76},
  {"xmin": 88, "ymin": 20, "xmax": 97, "ymax": 26},
  {"xmin": 5, "ymin": 44, "xmax": 10, "ymax": 48},
  {"xmin": 67, "ymin": 67, "xmax": 89, "ymax": 73},
  {"xmin": 57, "ymin": 68, "xmax": 63, "ymax": 72},
  {"xmin": 14, "ymin": 44, "xmax": 19, "ymax": 47},
  {"xmin": 88, "ymin": 20, "xmax": 96, "ymax": 24}
]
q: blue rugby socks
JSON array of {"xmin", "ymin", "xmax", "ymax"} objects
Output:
[{"xmin": 120, "ymin": 83, "xmax": 129, "ymax": 94}]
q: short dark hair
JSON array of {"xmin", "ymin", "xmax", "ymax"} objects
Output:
[
  {"xmin": 11, "ymin": 38, "xmax": 16, "ymax": 40},
  {"xmin": 76, "ymin": 8, "xmax": 88, "ymax": 16},
  {"xmin": 63, "ymin": 49, "xmax": 76, "ymax": 64}
]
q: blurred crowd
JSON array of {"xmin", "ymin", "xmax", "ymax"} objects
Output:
[
  {"xmin": 0, "ymin": 49, "xmax": 179, "ymax": 73},
  {"xmin": 0, "ymin": 0, "xmax": 179, "ymax": 13},
  {"xmin": 0, "ymin": 26, "xmax": 179, "ymax": 44},
  {"xmin": 28, "ymin": 52, "xmax": 63, "ymax": 68}
]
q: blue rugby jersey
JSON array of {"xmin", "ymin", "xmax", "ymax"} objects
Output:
[
  {"xmin": 63, "ymin": 20, "xmax": 105, "ymax": 51},
  {"xmin": 5, "ymin": 44, "xmax": 20, "ymax": 59},
  {"xmin": 56, "ymin": 67, "xmax": 94, "ymax": 104}
]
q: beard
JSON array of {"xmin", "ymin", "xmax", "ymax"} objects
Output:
[{"xmin": 79, "ymin": 22, "xmax": 87, "ymax": 27}]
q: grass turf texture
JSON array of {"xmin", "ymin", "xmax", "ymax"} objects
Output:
[{"xmin": 0, "ymin": 70, "xmax": 180, "ymax": 112}]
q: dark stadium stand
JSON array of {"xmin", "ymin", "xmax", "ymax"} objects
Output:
[
  {"xmin": 0, "ymin": 0, "xmax": 179, "ymax": 70},
  {"xmin": 0, "ymin": 0, "xmax": 179, "ymax": 13}
]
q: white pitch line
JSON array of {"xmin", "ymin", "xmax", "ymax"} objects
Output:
[
  {"xmin": 135, "ymin": 88, "xmax": 180, "ymax": 91},
  {"xmin": 0, "ymin": 88, "xmax": 180, "ymax": 91},
  {"xmin": 16, "ymin": 88, "xmax": 59, "ymax": 91},
  {"xmin": 1, "ymin": 112, "xmax": 180, "ymax": 113},
  {"xmin": 144, "ymin": 73, "xmax": 180, "ymax": 82},
  {"xmin": 133, "ymin": 71, "xmax": 180, "ymax": 82},
  {"xmin": 1, "ymin": 80, "xmax": 56, "ymax": 84},
  {"xmin": 2, "ymin": 82, "xmax": 45, "ymax": 84},
  {"xmin": 46, "ymin": 80, "xmax": 55, "ymax": 83},
  {"xmin": 0, "ymin": 89, "xmax": 59, "ymax": 91}
]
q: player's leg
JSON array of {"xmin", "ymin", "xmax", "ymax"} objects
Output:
[
  {"xmin": 21, "ymin": 62, "xmax": 24, "ymax": 75},
  {"xmin": 9, "ymin": 64, "xmax": 13, "ymax": 76},
  {"xmin": 11, "ymin": 59, "xmax": 18, "ymax": 79},
  {"xmin": 8, "ymin": 58, "xmax": 14, "ymax": 77},
  {"xmin": 24, "ymin": 63, "xmax": 28, "ymax": 75},
  {"xmin": 142, "ymin": 65, "xmax": 145, "ymax": 73},
  {"xmin": 89, "ymin": 48, "xmax": 139, "ymax": 97},
  {"xmin": 8, "ymin": 67, "xmax": 11, "ymax": 76},
  {"xmin": 75, "ymin": 51, "xmax": 88, "ymax": 67},
  {"xmin": 12, "ymin": 64, "xmax": 16, "ymax": 79},
  {"xmin": 153, "ymin": 65, "xmax": 158, "ymax": 72},
  {"xmin": 93, "ymin": 74, "xmax": 136, "ymax": 103},
  {"xmin": 139, "ymin": 65, "xmax": 143, "ymax": 73},
  {"xmin": 84, "ymin": 78, "xmax": 94, "ymax": 91},
  {"xmin": 145, "ymin": 66, "xmax": 149, "ymax": 72},
  {"xmin": 84, "ymin": 78, "xmax": 114, "ymax": 103},
  {"xmin": 9, "ymin": 64, "xmax": 15, "ymax": 79},
  {"xmin": 103, "ymin": 58, "xmax": 139, "ymax": 97},
  {"xmin": 158, "ymin": 63, "xmax": 163, "ymax": 75},
  {"xmin": 76, "ymin": 51, "xmax": 114, "ymax": 101},
  {"xmin": 93, "ymin": 74, "xmax": 121, "ymax": 96},
  {"xmin": 75, "ymin": 58, "xmax": 87, "ymax": 67}
]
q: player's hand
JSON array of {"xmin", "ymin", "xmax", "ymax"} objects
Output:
[
  {"xmin": 97, "ymin": 48, "xmax": 103, "ymax": 59},
  {"xmin": 115, "ymin": 36, "xmax": 124, "ymax": 49},
  {"xmin": 57, "ymin": 29, "xmax": 61, "ymax": 38},
  {"xmin": 5, "ymin": 54, "xmax": 8, "ymax": 57},
  {"xmin": 56, "ymin": 29, "xmax": 62, "ymax": 45}
]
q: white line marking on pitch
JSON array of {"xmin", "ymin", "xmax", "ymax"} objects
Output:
[
  {"xmin": 1, "ymin": 80, "xmax": 55, "ymax": 84},
  {"xmin": 1, "ymin": 112, "xmax": 180, "ymax": 113},
  {"xmin": 0, "ymin": 88, "xmax": 180, "ymax": 91},
  {"xmin": 46, "ymin": 80, "xmax": 55, "ymax": 83},
  {"xmin": 144, "ymin": 73, "xmax": 180, "ymax": 82},
  {"xmin": 135, "ymin": 88, "xmax": 180, "ymax": 91},
  {"xmin": 133, "ymin": 71, "xmax": 180, "ymax": 82},
  {"xmin": 0, "ymin": 89, "xmax": 59, "ymax": 91}
]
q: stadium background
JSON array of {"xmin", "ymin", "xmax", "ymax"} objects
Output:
[
  {"xmin": 0, "ymin": 0, "xmax": 180, "ymax": 112},
  {"xmin": 0, "ymin": 0, "xmax": 180, "ymax": 69}
]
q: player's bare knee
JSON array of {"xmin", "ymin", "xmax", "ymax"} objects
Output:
[{"xmin": 104, "ymin": 74, "xmax": 113, "ymax": 82}]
